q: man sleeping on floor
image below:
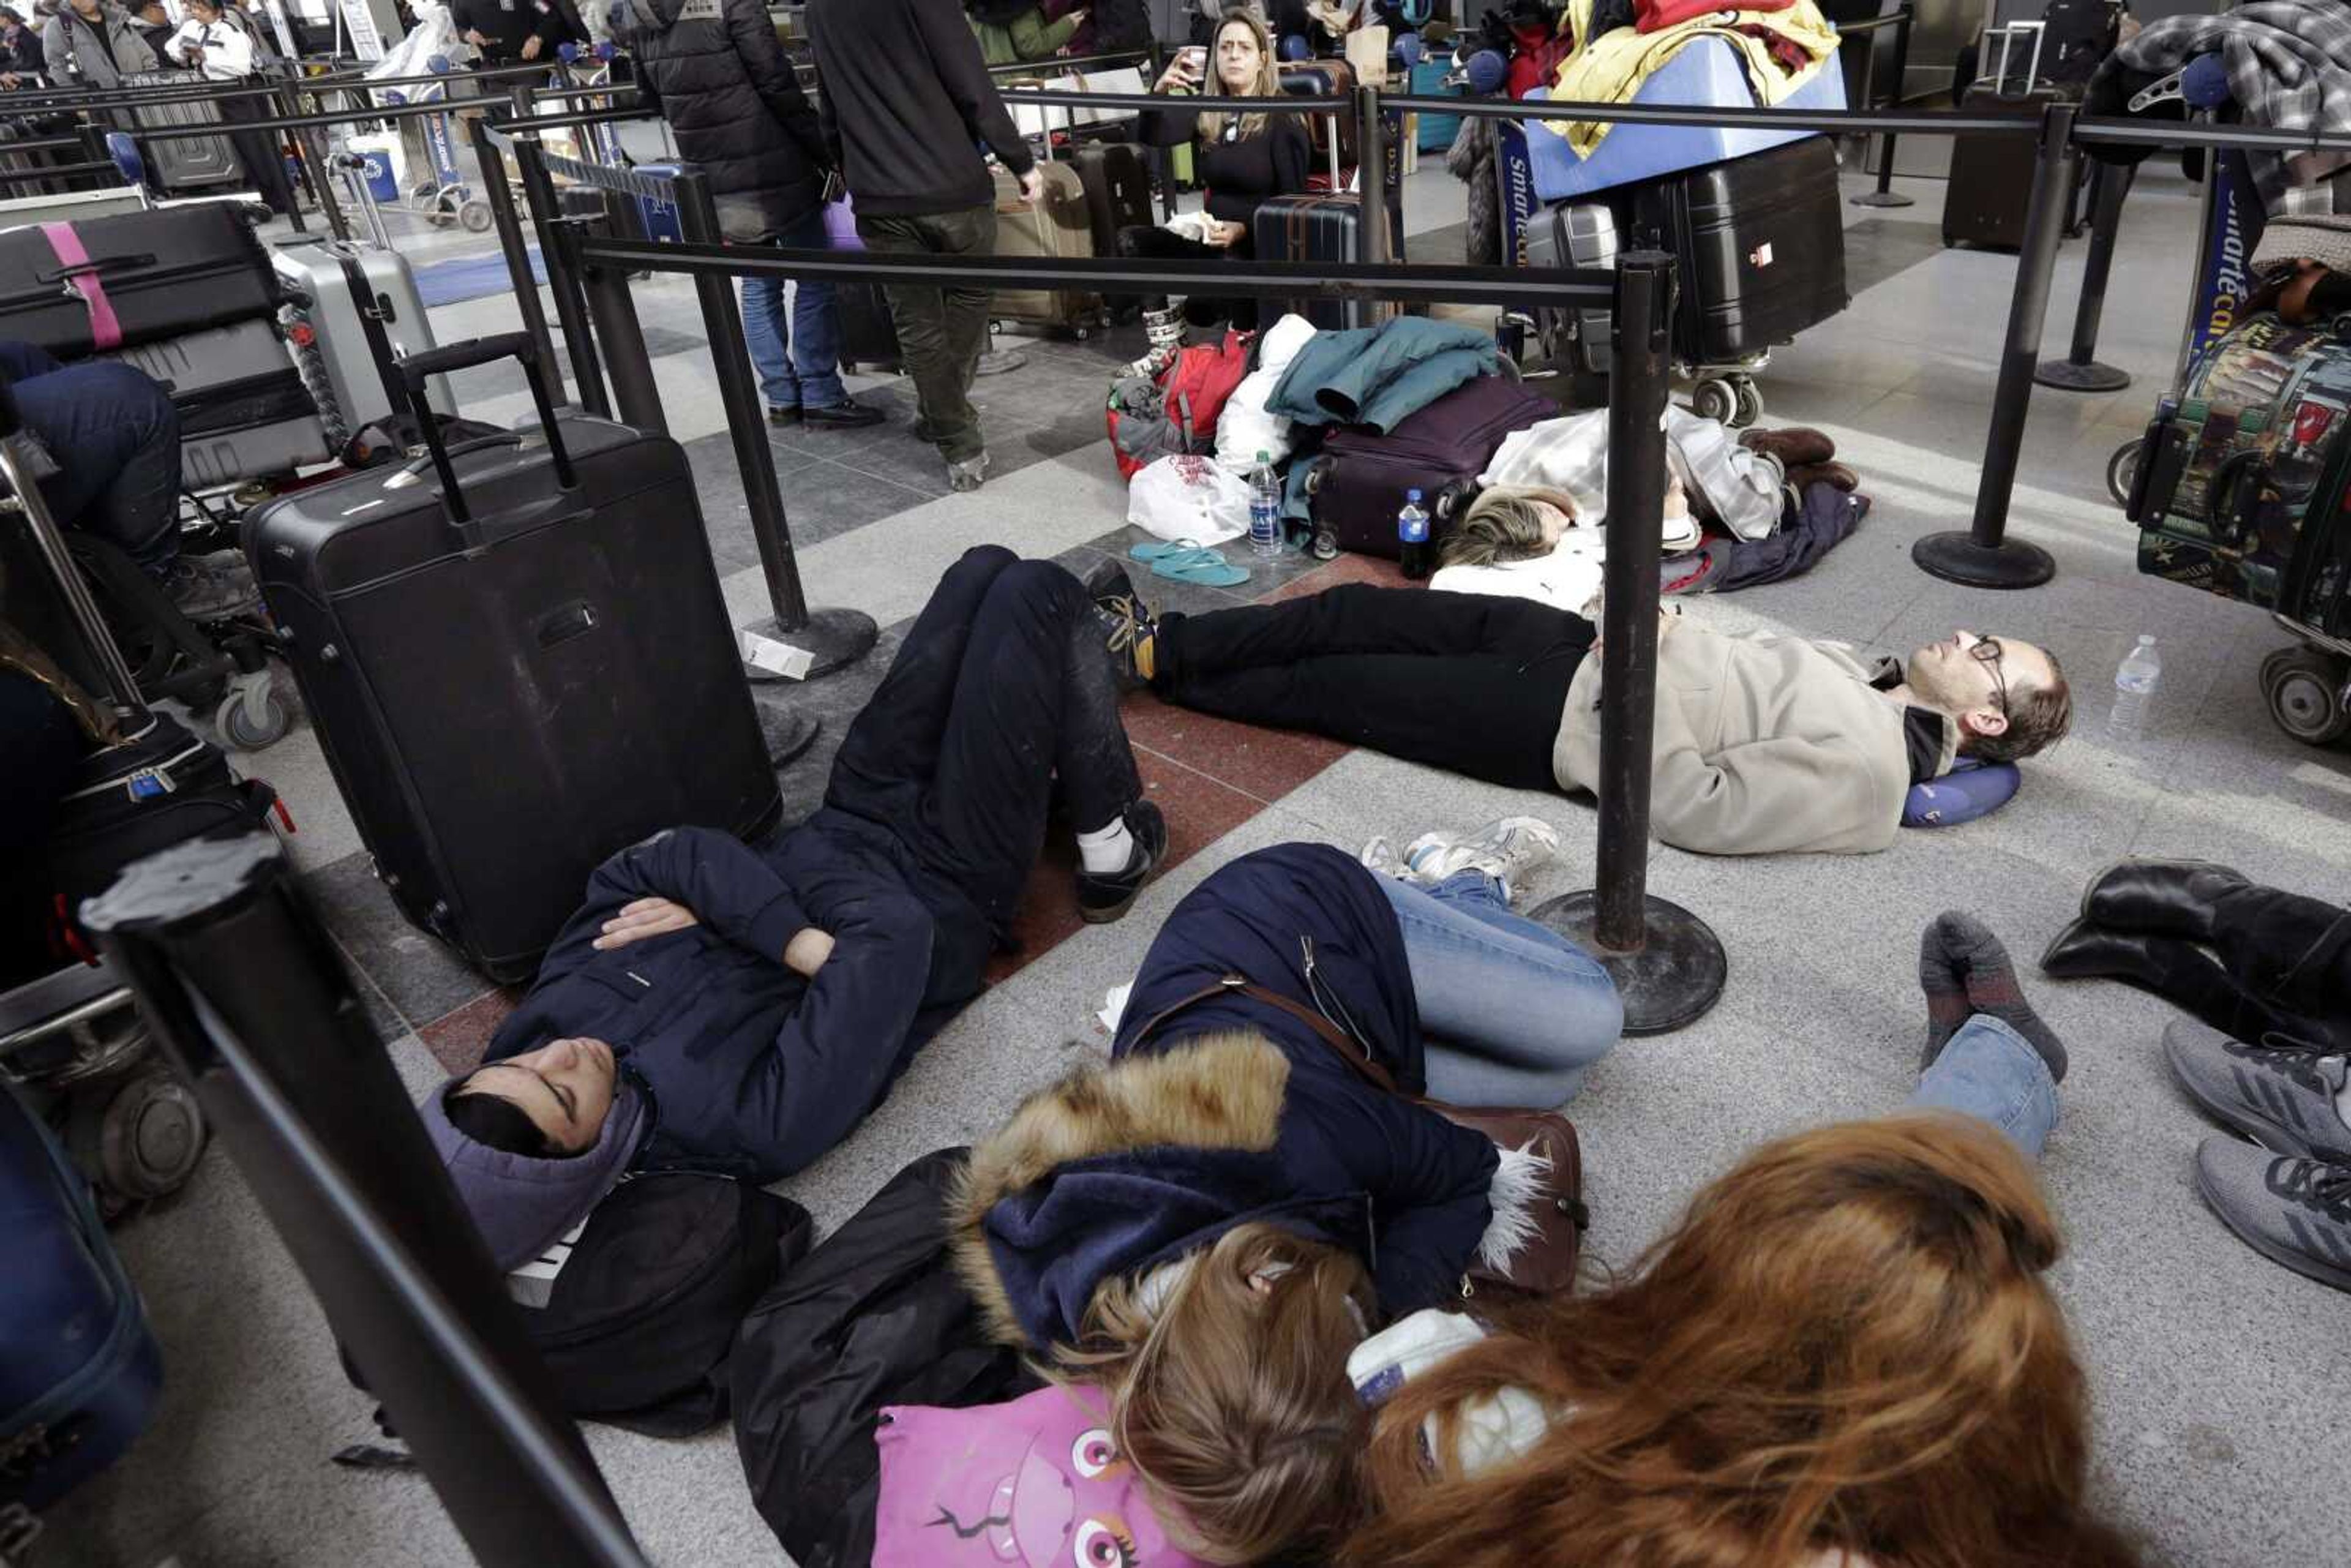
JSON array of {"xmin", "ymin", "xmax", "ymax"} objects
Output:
[
  {"xmin": 1090, "ymin": 570, "xmax": 2073, "ymax": 857},
  {"xmin": 412, "ymin": 548, "xmax": 1168, "ymax": 1272}
]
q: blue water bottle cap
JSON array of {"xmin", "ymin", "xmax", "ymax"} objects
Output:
[{"xmin": 1406, "ymin": 489, "xmax": 1423, "ymax": 501}]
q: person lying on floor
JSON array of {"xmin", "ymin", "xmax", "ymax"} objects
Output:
[
  {"xmin": 1093, "ymin": 574, "xmax": 2073, "ymax": 856},
  {"xmin": 1340, "ymin": 913, "xmax": 2141, "ymax": 1568},
  {"xmin": 945, "ymin": 825, "xmax": 1622, "ymax": 1564},
  {"xmin": 415, "ymin": 547, "xmax": 1168, "ymax": 1272}
]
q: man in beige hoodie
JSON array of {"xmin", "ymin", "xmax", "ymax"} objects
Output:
[{"xmin": 1096, "ymin": 581, "xmax": 2071, "ymax": 857}]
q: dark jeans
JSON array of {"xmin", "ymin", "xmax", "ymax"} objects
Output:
[
  {"xmin": 825, "ymin": 547, "xmax": 1142, "ymax": 934},
  {"xmin": 1153, "ymin": 583, "xmax": 1588, "ymax": 792},
  {"xmin": 2155, "ymin": 885, "xmax": 2351, "ymax": 1052},
  {"xmin": 217, "ymin": 89, "xmax": 294, "ymax": 216},
  {"xmin": 1117, "ymin": 222, "xmax": 1261, "ymax": 331},
  {"xmin": 1, "ymin": 340, "xmax": 181, "ymax": 575},
  {"xmin": 855, "ymin": 202, "xmax": 996, "ymax": 463}
]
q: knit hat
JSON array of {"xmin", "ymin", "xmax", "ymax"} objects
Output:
[
  {"xmin": 2251, "ymin": 213, "xmax": 2351, "ymax": 280},
  {"xmin": 419, "ymin": 1070, "xmax": 650, "ymax": 1273}
]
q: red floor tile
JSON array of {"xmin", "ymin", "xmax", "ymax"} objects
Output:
[
  {"xmin": 983, "ymin": 751, "xmax": 1265, "ymax": 985},
  {"xmin": 1260, "ymin": 551, "xmax": 1412, "ymax": 602},
  {"xmin": 1117, "ymin": 692, "xmax": 1349, "ymax": 803},
  {"xmin": 418, "ymin": 988, "xmax": 522, "ymax": 1076}
]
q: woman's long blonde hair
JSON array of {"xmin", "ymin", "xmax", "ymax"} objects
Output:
[
  {"xmin": 1440, "ymin": 484, "xmax": 1580, "ymax": 569},
  {"xmin": 1198, "ymin": 9, "xmax": 1285, "ymax": 143},
  {"xmin": 1343, "ymin": 1114, "xmax": 2145, "ymax": 1568},
  {"xmin": 1056, "ymin": 1221, "xmax": 1373, "ymax": 1564}
]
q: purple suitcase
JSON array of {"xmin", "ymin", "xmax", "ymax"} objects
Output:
[{"xmin": 1305, "ymin": 376, "xmax": 1556, "ymax": 558}]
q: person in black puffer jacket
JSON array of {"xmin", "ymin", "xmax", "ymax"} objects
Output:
[{"xmin": 616, "ymin": 0, "xmax": 882, "ymax": 427}]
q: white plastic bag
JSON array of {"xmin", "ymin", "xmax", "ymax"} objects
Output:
[{"xmin": 1127, "ymin": 455, "xmax": 1251, "ymax": 546}]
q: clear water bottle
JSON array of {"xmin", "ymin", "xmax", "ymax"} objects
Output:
[
  {"xmin": 1248, "ymin": 451, "xmax": 1281, "ymax": 558},
  {"xmin": 2110, "ymin": 634, "xmax": 2162, "ymax": 738},
  {"xmin": 1397, "ymin": 488, "xmax": 1432, "ymax": 581}
]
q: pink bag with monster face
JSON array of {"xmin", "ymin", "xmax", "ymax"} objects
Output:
[{"xmin": 872, "ymin": 1385, "xmax": 1205, "ymax": 1568}]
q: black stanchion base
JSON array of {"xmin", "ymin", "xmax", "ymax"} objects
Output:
[
  {"xmin": 739, "ymin": 607, "xmax": 881, "ymax": 683},
  {"xmin": 1850, "ymin": 189, "xmax": 1915, "ymax": 209},
  {"xmin": 1526, "ymin": 891, "xmax": 1728, "ymax": 1037},
  {"xmin": 1911, "ymin": 531, "xmax": 2057, "ymax": 590},
  {"xmin": 757, "ymin": 707, "xmax": 820, "ymax": 768},
  {"xmin": 2033, "ymin": 358, "xmax": 2131, "ymax": 392}
]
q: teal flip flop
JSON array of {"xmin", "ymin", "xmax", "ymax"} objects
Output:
[{"xmin": 1130, "ymin": 539, "xmax": 1250, "ymax": 587}]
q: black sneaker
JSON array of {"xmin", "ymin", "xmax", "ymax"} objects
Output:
[
  {"xmin": 1084, "ymin": 560, "xmax": 1158, "ymax": 692},
  {"xmin": 803, "ymin": 397, "xmax": 887, "ymax": 430},
  {"xmin": 1077, "ymin": 800, "xmax": 1168, "ymax": 925}
]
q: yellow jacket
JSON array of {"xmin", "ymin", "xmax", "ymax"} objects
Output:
[{"xmin": 1542, "ymin": 0, "xmax": 1841, "ymax": 157}]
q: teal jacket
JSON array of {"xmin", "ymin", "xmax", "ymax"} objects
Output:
[{"xmin": 1267, "ymin": 317, "xmax": 1501, "ymax": 436}]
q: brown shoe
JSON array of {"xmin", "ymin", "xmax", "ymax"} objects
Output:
[
  {"xmin": 1739, "ymin": 425, "xmax": 1835, "ymax": 468},
  {"xmin": 1788, "ymin": 460, "xmax": 1859, "ymax": 493}
]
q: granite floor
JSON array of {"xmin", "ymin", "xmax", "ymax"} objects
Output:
[{"xmin": 34, "ymin": 147, "xmax": 2351, "ymax": 1568}]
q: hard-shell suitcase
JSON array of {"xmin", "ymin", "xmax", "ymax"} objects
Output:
[
  {"xmin": 1630, "ymin": 135, "xmax": 1847, "ymax": 364},
  {"xmin": 1526, "ymin": 200, "xmax": 1618, "ymax": 377},
  {"xmin": 0, "ymin": 203, "xmax": 278, "ymax": 357},
  {"xmin": 1280, "ymin": 60, "xmax": 1357, "ymax": 172},
  {"xmin": 105, "ymin": 318, "xmax": 332, "ymax": 486},
  {"xmin": 990, "ymin": 162, "xmax": 1102, "ymax": 334},
  {"xmin": 1306, "ymin": 376, "xmax": 1556, "ymax": 558},
  {"xmin": 1252, "ymin": 192, "xmax": 1385, "ymax": 331},
  {"xmin": 1070, "ymin": 141, "xmax": 1154, "ymax": 257},
  {"xmin": 243, "ymin": 334, "xmax": 782, "ymax": 982},
  {"xmin": 2127, "ymin": 314, "xmax": 2351, "ymax": 642},
  {"xmin": 271, "ymin": 234, "xmax": 452, "ymax": 449},
  {"xmin": 0, "ymin": 1075, "xmax": 162, "ymax": 1514},
  {"xmin": 126, "ymin": 69, "xmax": 241, "ymax": 192},
  {"xmin": 1943, "ymin": 85, "xmax": 2056, "ymax": 250},
  {"xmin": 1412, "ymin": 56, "xmax": 1463, "ymax": 152}
]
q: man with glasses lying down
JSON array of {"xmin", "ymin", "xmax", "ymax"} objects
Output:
[{"xmin": 1094, "ymin": 572, "xmax": 2071, "ymax": 857}]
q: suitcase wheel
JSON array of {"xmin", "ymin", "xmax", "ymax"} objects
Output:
[
  {"xmin": 1311, "ymin": 525, "xmax": 1340, "ymax": 561},
  {"xmin": 1732, "ymin": 378, "xmax": 1763, "ymax": 430},
  {"xmin": 2105, "ymin": 438, "xmax": 2143, "ymax": 509},
  {"xmin": 217, "ymin": 678, "xmax": 293, "ymax": 752},
  {"xmin": 1691, "ymin": 377, "xmax": 1737, "ymax": 425},
  {"xmin": 2260, "ymin": 645, "xmax": 2351, "ymax": 747}
]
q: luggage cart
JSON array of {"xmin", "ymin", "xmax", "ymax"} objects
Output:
[
  {"xmin": 2112, "ymin": 56, "xmax": 2351, "ymax": 746},
  {"xmin": 374, "ymin": 56, "xmax": 493, "ymax": 233}
]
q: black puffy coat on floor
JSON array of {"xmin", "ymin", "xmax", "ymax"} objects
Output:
[
  {"xmin": 730, "ymin": 1149, "xmax": 1040, "ymax": 1568},
  {"xmin": 615, "ymin": 0, "xmax": 832, "ymax": 242}
]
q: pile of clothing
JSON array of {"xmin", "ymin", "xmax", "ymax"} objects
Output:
[{"xmin": 1542, "ymin": 0, "xmax": 1840, "ymax": 156}]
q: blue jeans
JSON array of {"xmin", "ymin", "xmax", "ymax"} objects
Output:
[
  {"xmin": 741, "ymin": 208, "xmax": 847, "ymax": 413},
  {"xmin": 1, "ymin": 340, "xmax": 182, "ymax": 574},
  {"xmin": 1909, "ymin": 1013, "xmax": 2060, "ymax": 1161},
  {"xmin": 1374, "ymin": 871, "xmax": 1624, "ymax": 1108}
]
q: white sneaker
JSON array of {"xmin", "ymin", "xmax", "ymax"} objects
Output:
[{"xmin": 1402, "ymin": 816, "xmax": 1562, "ymax": 901}]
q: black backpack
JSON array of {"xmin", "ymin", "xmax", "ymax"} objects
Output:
[
  {"xmin": 2041, "ymin": 0, "xmax": 2125, "ymax": 88},
  {"xmin": 519, "ymin": 1171, "xmax": 813, "ymax": 1437}
]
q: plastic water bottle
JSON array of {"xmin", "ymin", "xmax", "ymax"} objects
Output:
[
  {"xmin": 2110, "ymin": 635, "xmax": 2161, "ymax": 738},
  {"xmin": 1397, "ymin": 489, "xmax": 1432, "ymax": 581},
  {"xmin": 1248, "ymin": 452, "xmax": 1282, "ymax": 558}
]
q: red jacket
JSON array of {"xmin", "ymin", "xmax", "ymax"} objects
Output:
[
  {"xmin": 1505, "ymin": 20, "xmax": 1575, "ymax": 99},
  {"xmin": 1637, "ymin": 0, "xmax": 1794, "ymax": 32}
]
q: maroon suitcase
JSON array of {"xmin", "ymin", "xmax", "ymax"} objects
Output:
[{"xmin": 1305, "ymin": 376, "xmax": 1556, "ymax": 559}]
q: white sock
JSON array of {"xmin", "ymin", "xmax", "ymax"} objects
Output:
[{"xmin": 1077, "ymin": 817, "xmax": 1135, "ymax": 876}]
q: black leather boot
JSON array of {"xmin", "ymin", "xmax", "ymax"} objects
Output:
[
  {"xmin": 2041, "ymin": 920, "xmax": 2306, "ymax": 1044},
  {"xmin": 2080, "ymin": 858, "xmax": 2246, "ymax": 940}
]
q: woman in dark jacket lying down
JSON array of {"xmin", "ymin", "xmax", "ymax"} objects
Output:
[{"xmin": 946, "ymin": 835, "xmax": 1622, "ymax": 1564}]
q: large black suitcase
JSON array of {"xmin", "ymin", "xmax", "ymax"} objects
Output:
[
  {"xmin": 1070, "ymin": 141, "xmax": 1155, "ymax": 256},
  {"xmin": 243, "ymin": 334, "xmax": 781, "ymax": 982},
  {"xmin": 1629, "ymin": 136, "xmax": 1848, "ymax": 364},
  {"xmin": 0, "ymin": 203, "xmax": 280, "ymax": 357},
  {"xmin": 1253, "ymin": 192, "xmax": 1403, "ymax": 331},
  {"xmin": 1943, "ymin": 86, "xmax": 2057, "ymax": 250}
]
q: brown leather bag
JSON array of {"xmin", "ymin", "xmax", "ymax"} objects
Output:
[{"xmin": 1129, "ymin": 973, "xmax": 1588, "ymax": 1296}]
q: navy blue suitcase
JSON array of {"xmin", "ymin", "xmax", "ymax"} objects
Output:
[{"xmin": 0, "ymin": 1077, "xmax": 162, "ymax": 1514}]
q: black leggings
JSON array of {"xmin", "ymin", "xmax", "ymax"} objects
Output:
[
  {"xmin": 1117, "ymin": 222, "xmax": 1261, "ymax": 331},
  {"xmin": 1152, "ymin": 584, "xmax": 1588, "ymax": 792}
]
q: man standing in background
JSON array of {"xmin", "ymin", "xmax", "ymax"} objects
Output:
[
  {"xmin": 808, "ymin": 0, "xmax": 1040, "ymax": 492},
  {"xmin": 451, "ymin": 0, "xmax": 580, "ymax": 64}
]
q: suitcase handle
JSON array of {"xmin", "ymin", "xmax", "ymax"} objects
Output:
[{"xmin": 396, "ymin": 334, "xmax": 579, "ymax": 541}]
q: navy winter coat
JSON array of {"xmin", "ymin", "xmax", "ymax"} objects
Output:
[
  {"xmin": 618, "ymin": 0, "xmax": 831, "ymax": 242},
  {"xmin": 948, "ymin": 844, "xmax": 1502, "ymax": 1349},
  {"xmin": 486, "ymin": 817, "xmax": 989, "ymax": 1183}
]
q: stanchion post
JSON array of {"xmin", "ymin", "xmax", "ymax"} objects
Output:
[
  {"xmin": 2035, "ymin": 158, "xmax": 2134, "ymax": 392},
  {"xmin": 1912, "ymin": 100, "xmax": 2079, "ymax": 590},
  {"xmin": 279, "ymin": 77, "xmax": 346, "ymax": 239},
  {"xmin": 466, "ymin": 118, "xmax": 569, "ymax": 411},
  {"xmin": 1355, "ymin": 81, "xmax": 1394, "ymax": 268},
  {"xmin": 509, "ymin": 126, "xmax": 613, "ymax": 419},
  {"xmin": 563, "ymin": 190, "xmax": 667, "ymax": 435},
  {"xmin": 1528, "ymin": 252, "xmax": 1727, "ymax": 1035},
  {"xmin": 1853, "ymin": 6, "xmax": 1916, "ymax": 209},
  {"xmin": 672, "ymin": 169, "xmax": 877, "ymax": 691},
  {"xmin": 81, "ymin": 836, "xmax": 651, "ymax": 1568}
]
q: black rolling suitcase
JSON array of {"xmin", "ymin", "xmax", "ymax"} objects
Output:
[
  {"xmin": 1252, "ymin": 192, "xmax": 1403, "ymax": 331},
  {"xmin": 244, "ymin": 334, "xmax": 782, "ymax": 983},
  {"xmin": 1629, "ymin": 136, "xmax": 1847, "ymax": 364},
  {"xmin": 1070, "ymin": 141, "xmax": 1155, "ymax": 255},
  {"xmin": 0, "ymin": 203, "xmax": 279, "ymax": 357},
  {"xmin": 1943, "ymin": 85, "xmax": 2057, "ymax": 250}
]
